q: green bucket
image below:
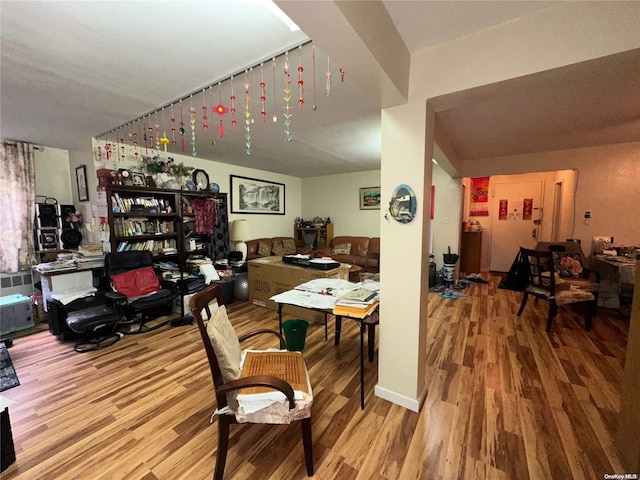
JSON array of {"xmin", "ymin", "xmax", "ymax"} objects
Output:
[{"xmin": 282, "ymin": 319, "xmax": 309, "ymax": 351}]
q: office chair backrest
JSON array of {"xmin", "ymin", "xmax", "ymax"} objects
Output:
[{"xmin": 106, "ymin": 251, "xmax": 154, "ymax": 277}]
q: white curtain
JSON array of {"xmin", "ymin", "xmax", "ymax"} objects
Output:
[{"xmin": 0, "ymin": 141, "xmax": 37, "ymax": 272}]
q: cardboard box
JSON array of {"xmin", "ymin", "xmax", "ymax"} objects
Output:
[
  {"xmin": 0, "ymin": 294, "xmax": 34, "ymax": 336},
  {"xmin": 248, "ymin": 256, "xmax": 349, "ymax": 324}
]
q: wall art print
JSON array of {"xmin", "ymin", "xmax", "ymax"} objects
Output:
[{"xmin": 230, "ymin": 174, "xmax": 285, "ymax": 215}]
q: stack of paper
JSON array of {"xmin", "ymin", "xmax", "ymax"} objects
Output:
[{"xmin": 333, "ymin": 288, "xmax": 379, "ymax": 318}]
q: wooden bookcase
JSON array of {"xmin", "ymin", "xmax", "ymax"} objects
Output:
[
  {"xmin": 294, "ymin": 224, "xmax": 333, "ymax": 249},
  {"xmin": 106, "ymin": 185, "xmax": 228, "ymax": 267}
]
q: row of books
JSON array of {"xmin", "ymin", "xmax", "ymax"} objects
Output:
[
  {"xmin": 115, "ymin": 238, "xmax": 177, "ymax": 253},
  {"xmin": 112, "ymin": 217, "xmax": 175, "ymax": 237},
  {"xmin": 111, "ymin": 193, "xmax": 173, "ymax": 214}
]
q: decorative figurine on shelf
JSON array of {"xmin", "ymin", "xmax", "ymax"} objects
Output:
[{"xmin": 295, "ymin": 217, "xmax": 304, "ymax": 227}]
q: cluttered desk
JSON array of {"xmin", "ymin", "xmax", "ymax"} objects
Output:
[{"xmin": 270, "ymin": 278, "xmax": 380, "ymax": 410}]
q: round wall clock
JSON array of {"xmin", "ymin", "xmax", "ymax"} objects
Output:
[{"xmin": 192, "ymin": 169, "xmax": 210, "ymax": 190}]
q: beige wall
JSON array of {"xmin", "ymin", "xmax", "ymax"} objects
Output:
[
  {"xmin": 463, "ymin": 142, "xmax": 640, "ymax": 249},
  {"xmin": 431, "ymin": 163, "xmax": 462, "ymax": 269},
  {"xmin": 91, "ymin": 139, "xmax": 302, "ymax": 241},
  {"xmin": 376, "ymin": 2, "xmax": 640, "ymax": 409},
  {"xmin": 301, "ymin": 170, "xmax": 381, "ymax": 238}
]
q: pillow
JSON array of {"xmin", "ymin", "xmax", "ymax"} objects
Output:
[
  {"xmin": 553, "ymin": 252, "xmax": 584, "ymax": 278},
  {"xmin": 110, "ymin": 266, "xmax": 161, "ymax": 299},
  {"xmin": 206, "ymin": 305, "xmax": 242, "ymax": 383},
  {"xmin": 304, "ymin": 233, "xmax": 317, "ymax": 249},
  {"xmin": 257, "ymin": 241, "xmax": 271, "ymax": 257},
  {"xmin": 332, "ymin": 243, "xmax": 352, "ymax": 255},
  {"xmin": 282, "ymin": 238, "xmax": 297, "ymax": 255},
  {"xmin": 272, "ymin": 242, "xmax": 286, "ymax": 256}
]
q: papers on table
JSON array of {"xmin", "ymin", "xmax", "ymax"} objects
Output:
[
  {"xmin": 270, "ymin": 290, "xmax": 338, "ymax": 310},
  {"xmin": 293, "ymin": 278, "xmax": 353, "ymax": 294}
]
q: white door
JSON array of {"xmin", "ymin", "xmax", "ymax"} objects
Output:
[{"xmin": 489, "ymin": 181, "xmax": 542, "ymax": 272}]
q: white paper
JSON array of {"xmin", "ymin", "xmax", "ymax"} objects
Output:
[
  {"xmin": 199, "ymin": 264, "xmax": 220, "ymax": 283},
  {"xmin": 294, "ymin": 278, "xmax": 353, "ymax": 293},
  {"xmin": 270, "ymin": 290, "xmax": 337, "ymax": 310}
]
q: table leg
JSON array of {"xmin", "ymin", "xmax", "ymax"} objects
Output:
[
  {"xmin": 335, "ymin": 316, "xmax": 342, "ymax": 346},
  {"xmin": 324, "ymin": 313, "xmax": 328, "ymax": 341},
  {"xmin": 360, "ymin": 322, "xmax": 366, "ymax": 410},
  {"xmin": 367, "ymin": 323, "xmax": 376, "ymax": 362},
  {"xmin": 278, "ymin": 304, "xmax": 283, "ymax": 336}
]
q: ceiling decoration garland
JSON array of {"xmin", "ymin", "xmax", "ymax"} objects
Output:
[{"xmin": 96, "ymin": 40, "xmax": 345, "ymax": 159}]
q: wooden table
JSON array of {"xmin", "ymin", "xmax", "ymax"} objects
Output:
[{"xmin": 274, "ymin": 294, "xmax": 378, "ymax": 410}]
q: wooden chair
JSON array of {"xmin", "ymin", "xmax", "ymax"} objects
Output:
[
  {"xmin": 189, "ymin": 284, "xmax": 313, "ymax": 480},
  {"xmin": 517, "ymin": 247, "xmax": 597, "ymax": 331}
]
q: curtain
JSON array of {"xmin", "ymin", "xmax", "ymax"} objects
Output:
[{"xmin": 0, "ymin": 141, "xmax": 37, "ymax": 272}]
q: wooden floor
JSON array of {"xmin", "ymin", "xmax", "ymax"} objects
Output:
[{"xmin": 2, "ymin": 274, "xmax": 630, "ymax": 479}]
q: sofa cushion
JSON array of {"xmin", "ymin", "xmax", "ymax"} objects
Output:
[
  {"xmin": 282, "ymin": 238, "xmax": 297, "ymax": 255},
  {"xmin": 272, "ymin": 242, "xmax": 286, "ymax": 256},
  {"xmin": 332, "ymin": 243, "xmax": 351, "ymax": 255},
  {"xmin": 257, "ymin": 241, "xmax": 272, "ymax": 257}
]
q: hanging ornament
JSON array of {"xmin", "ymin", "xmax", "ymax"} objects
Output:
[
  {"xmin": 272, "ymin": 57, "xmax": 278, "ymax": 122},
  {"xmin": 179, "ymin": 101, "xmax": 185, "ymax": 152},
  {"xmin": 120, "ymin": 132, "xmax": 126, "ymax": 162},
  {"xmin": 230, "ymin": 75, "xmax": 237, "ymax": 131},
  {"xmin": 283, "ymin": 51, "xmax": 292, "ymax": 142},
  {"xmin": 190, "ymin": 96, "xmax": 197, "ymax": 156},
  {"xmin": 170, "ymin": 105, "xmax": 176, "ymax": 147},
  {"xmin": 213, "ymin": 82, "xmax": 228, "ymax": 138},
  {"xmin": 210, "ymin": 86, "xmax": 216, "ymax": 145},
  {"xmin": 260, "ymin": 63, "xmax": 266, "ymax": 122},
  {"xmin": 312, "ymin": 43, "xmax": 317, "ymax": 111},
  {"xmin": 160, "ymin": 108, "xmax": 170, "ymax": 152},
  {"xmin": 154, "ymin": 111, "xmax": 161, "ymax": 151},
  {"xmin": 326, "ymin": 56, "xmax": 332, "ymax": 98},
  {"xmin": 297, "ymin": 45, "xmax": 304, "ymax": 110},
  {"xmin": 340, "ymin": 68, "xmax": 345, "ymax": 83},
  {"xmin": 131, "ymin": 128, "xmax": 139, "ymax": 159},
  {"xmin": 243, "ymin": 69, "xmax": 252, "ymax": 155},
  {"xmin": 95, "ymin": 145, "xmax": 103, "ymax": 161},
  {"xmin": 104, "ymin": 142, "xmax": 112, "ymax": 160},
  {"xmin": 202, "ymin": 88, "xmax": 209, "ymax": 131},
  {"xmin": 147, "ymin": 116, "xmax": 154, "ymax": 153}
]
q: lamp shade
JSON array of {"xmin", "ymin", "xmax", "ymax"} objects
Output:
[{"xmin": 230, "ymin": 219, "xmax": 252, "ymax": 242}]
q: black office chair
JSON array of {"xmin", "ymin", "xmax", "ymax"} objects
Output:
[{"xmin": 104, "ymin": 251, "xmax": 178, "ymax": 332}]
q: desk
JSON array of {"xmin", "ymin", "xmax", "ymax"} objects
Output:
[
  {"xmin": 273, "ymin": 293, "xmax": 378, "ymax": 410},
  {"xmin": 32, "ymin": 265, "xmax": 103, "ymax": 311}
]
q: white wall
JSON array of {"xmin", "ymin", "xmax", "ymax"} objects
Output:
[
  {"xmin": 431, "ymin": 163, "xmax": 461, "ymax": 269},
  {"xmin": 34, "ymin": 147, "xmax": 72, "ymax": 204},
  {"xmin": 302, "ymin": 170, "xmax": 381, "ymax": 237}
]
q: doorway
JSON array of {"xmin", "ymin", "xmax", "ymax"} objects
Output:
[{"xmin": 489, "ymin": 181, "xmax": 543, "ymax": 272}]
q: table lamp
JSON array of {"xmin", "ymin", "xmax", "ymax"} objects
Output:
[{"xmin": 230, "ymin": 219, "xmax": 251, "ymax": 263}]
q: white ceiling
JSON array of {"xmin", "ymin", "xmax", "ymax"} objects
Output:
[{"xmin": 2, "ymin": 1, "xmax": 639, "ymax": 178}]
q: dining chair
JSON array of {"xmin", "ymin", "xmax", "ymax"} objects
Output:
[
  {"xmin": 517, "ymin": 247, "xmax": 597, "ymax": 331},
  {"xmin": 189, "ymin": 284, "xmax": 314, "ymax": 479}
]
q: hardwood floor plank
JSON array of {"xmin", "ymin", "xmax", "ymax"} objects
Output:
[{"xmin": 1, "ymin": 274, "xmax": 630, "ymax": 479}]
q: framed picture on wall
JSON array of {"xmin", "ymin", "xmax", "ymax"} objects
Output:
[
  {"xmin": 230, "ymin": 174, "xmax": 285, "ymax": 214},
  {"xmin": 76, "ymin": 165, "xmax": 89, "ymax": 201},
  {"xmin": 359, "ymin": 186, "xmax": 381, "ymax": 210}
]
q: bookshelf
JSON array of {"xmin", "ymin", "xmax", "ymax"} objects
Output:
[
  {"xmin": 106, "ymin": 185, "xmax": 229, "ymax": 266},
  {"xmin": 294, "ymin": 224, "xmax": 333, "ymax": 250}
]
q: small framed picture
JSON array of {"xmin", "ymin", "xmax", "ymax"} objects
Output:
[
  {"xmin": 359, "ymin": 186, "xmax": 381, "ymax": 210},
  {"xmin": 132, "ymin": 172, "xmax": 147, "ymax": 187},
  {"xmin": 76, "ymin": 165, "xmax": 89, "ymax": 202}
]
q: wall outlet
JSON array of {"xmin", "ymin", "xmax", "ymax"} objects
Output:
[{"xmin": 443, "ymin": 218, "xmax": 449, "ymax": 224}]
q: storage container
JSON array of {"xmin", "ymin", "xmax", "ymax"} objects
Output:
[{"xmin": 0, "ymin": 294, "xmax": 34, "ymax": 336}]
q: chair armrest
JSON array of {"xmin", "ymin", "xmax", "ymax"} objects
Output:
[
  {"xmin": 105, "ymin": 291, "xmax": 126, "ymax": 302},
  {"xmin": 239, "ymin": 329, "xmax": 286, "ymax": 349},
  {"xmin": 218, "ymin": 375, "xmax": 296, "ymax": 409}
]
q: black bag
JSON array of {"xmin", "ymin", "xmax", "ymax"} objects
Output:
[{"xmin": 499, "ymin": 250, "xmax": 530, "ymax": 291}]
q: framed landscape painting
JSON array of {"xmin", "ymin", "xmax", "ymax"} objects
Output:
[
  {"xmin": 360, "ymin": 186, "xmax": 381, "ymax": 210},
  {"xmin": 230, "ymin": 175, "xmax": 285, "ymax": 215}
]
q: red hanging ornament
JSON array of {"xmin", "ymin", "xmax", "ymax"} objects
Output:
[
  {"xmin": 202, "ymin": 89, "xmax": 208, "ymax": 130},
  {"xmin": 170, "ymin": 105, "xmax": 176, "ymax": 146},
  {"xmin": 230, "ymin": 76, "xmax": 237, "ymax": 130},
  {"xmin": 179, "ymin": 103, "xmax": 185, "ymax": 152}
]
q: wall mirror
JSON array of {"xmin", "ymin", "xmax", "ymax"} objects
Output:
[{"xmin": 388, "ymin": 184, "xmax": 417, "ymax": 223}]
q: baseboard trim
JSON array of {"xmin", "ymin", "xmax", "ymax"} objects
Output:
[{"xmin": 375, "ymin": 384, "xmax": 424, "ymax": 412}]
